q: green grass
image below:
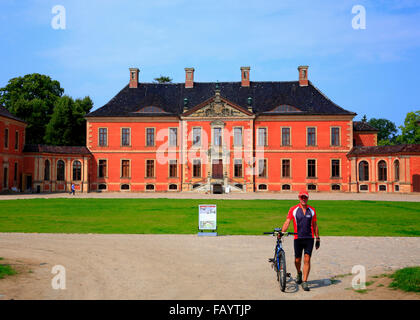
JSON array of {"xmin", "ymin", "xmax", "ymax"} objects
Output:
[
  {"xmin": 0, "ymin": 258, "xmax": 17, "ymax": 279},
  {"xmin": 0, "ymin": 198, "xmax": 419, "ymax": 236},
  {"xmin": 389, "ymin": 267, "xmax": 420, "ymax": 293}
]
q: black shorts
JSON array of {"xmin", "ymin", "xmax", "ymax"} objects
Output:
[{"xmin": 294, "ymin": 238, "xmax": 315, "ymax": 258}]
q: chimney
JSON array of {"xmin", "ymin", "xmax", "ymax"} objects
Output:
[
  {"xmin": 241, "ymin": 66, "xmax": 250, "ymax": 87},
  {"xmin": 185, "ymin": 68, "xmax": 194, "ymax": 88},
  {"xmin": 298, "ymin": 65, "xmax": 309, "ymax": 86},
  {"xmin": 129, "ymin": 68, "xmax": 139, "ymax": 88}
]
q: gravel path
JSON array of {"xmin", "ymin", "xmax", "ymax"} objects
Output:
[
  {"xmin": 0, "ymin": 233, "xmax": 419, "ymax": 300},
  {"xmin": 1, "ymin": 192, "xmax": 419, "ymax": 201}
]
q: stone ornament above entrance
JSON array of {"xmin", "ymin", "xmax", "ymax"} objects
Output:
[{"xmin": 182, "ymin": 94, "xmax": 254, "ymax": 119}]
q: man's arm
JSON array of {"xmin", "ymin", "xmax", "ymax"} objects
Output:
[
  {"xmin": 281, "ymin": 218, "xmax": 291, "ymax": 233},
  {"xmin": 313, "ymin": 220, "xmax": 320, "ymax": 239}
]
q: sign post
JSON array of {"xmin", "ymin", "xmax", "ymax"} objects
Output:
[{"xmin": 198, "ymin": 204, "xmax": 217, "ymax": 236}]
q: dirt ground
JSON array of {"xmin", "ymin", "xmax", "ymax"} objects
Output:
[{"xmin": 0, "ymin": 233, "xmax": 419, "ymax": 300}]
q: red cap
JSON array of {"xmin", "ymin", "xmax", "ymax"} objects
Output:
[{"xmin": 298, "ymin": 190, "xmax": 309, "ymax": 198}]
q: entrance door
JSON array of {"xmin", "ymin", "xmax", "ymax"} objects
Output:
[
  {"xmin": 26, "ymin": 175, "xmax": 32, "ymax": 192},
  {"xmin": 3, "ymin": 167, "xmax": 8, "ymax": 188},
  {"xmin": 413, "ymin": 174, "xmax": 420, "ymax": 192},
  {"xmin": 212, "ymin": 159, "xmax": 223, "ymax": 179}
]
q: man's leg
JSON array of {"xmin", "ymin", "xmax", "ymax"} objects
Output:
[
  {"xmin": 302, "ymin": 254, "xmax": 311, "ymax": 282},
  {"xmin": 294, "ymin": 239, "xmax": 304, "ymax": 284}
]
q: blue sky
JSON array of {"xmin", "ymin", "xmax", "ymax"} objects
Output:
[{"xmin": 1, "ymin": 0, "xmax": 419, "ymax": 128}]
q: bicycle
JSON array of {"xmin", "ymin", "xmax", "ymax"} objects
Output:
[{"xmin": 263, "ymin": 228, "xmax": 296, "ymax": 292}]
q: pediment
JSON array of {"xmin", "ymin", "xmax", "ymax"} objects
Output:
[{"xmin": 183, "ymin": 96, "xmax": 253, "ymax": 118}]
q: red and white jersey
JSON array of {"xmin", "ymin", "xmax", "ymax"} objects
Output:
[{"xmin": 287, "ymin": 204, "xmax": 317, "ymax": 239}]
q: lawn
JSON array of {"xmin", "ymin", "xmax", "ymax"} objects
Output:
[{"xmin": 0, "ymin": 198, "xmax": 419, "ymax": 236}]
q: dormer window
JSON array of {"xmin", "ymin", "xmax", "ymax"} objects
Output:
[
  {"xmin": 134, "ymin": 106, "xmax": 168, "ymax": 114},
  {"xmin": 267, "ymin": 105, "xmax": 302, "ymax": 113}
]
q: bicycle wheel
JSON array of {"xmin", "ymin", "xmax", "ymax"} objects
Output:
[{"xmin": 278, "ymin": 250, "xmax": 287, "ymax": 292}]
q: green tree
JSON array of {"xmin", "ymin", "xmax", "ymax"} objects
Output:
[
  {"xmin": 44, "ymin": 96, "xmax": 93, "ymax": 146},
  {"xmin": 0, "ymin": 74, "xmax": 64, "ymax": 144},
  {"xmin": 367, "ymin": 118, "xmax": 398, "ymax": 145},
  {"xmin": 396, "ymin": 110, "xmax": 420, "ymax": 144},
  {"xmin": 153, "ymin": 76, "xmax": 172, "ymax": 83}
]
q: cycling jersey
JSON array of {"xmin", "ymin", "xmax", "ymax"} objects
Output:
[{"xmin": 287, "ymin": 204, "xmax": 317, "ymax": 239}]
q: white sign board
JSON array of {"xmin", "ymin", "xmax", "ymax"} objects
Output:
[{"xmin": 198, "ymin": 204, "xmax": 217, "ymax": 230}]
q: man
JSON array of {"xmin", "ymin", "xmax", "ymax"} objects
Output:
[{"xmin": 281, "ymin": 190, "xmax": 320, "ymax": 291}]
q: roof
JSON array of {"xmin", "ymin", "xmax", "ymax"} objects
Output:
[
  {"xmin": 0, "ymin": 105, "xmax": 25, "ymax": 123},
  {"xmin": 353, "ymin": 121, "xmax": 378, "ymax": 132},
  {"xmin": 86, "ymin": 81, "xmax": 356, "ymax": 118},
  {"xmin": 23, "ymin": 144, "xmax": 91, "ymax": 155},
  {"xmin": 347, "ymin": 145, "xmax": 420, "ymax": 157}
]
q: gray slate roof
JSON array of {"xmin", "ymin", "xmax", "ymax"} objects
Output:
[
  {"xmin": 86, "ymin": 81, "xmax": 356, "ymax": 118},
  {"xmin": 0, "ymin": 105, "xmax": 25, "ymax": 123}
]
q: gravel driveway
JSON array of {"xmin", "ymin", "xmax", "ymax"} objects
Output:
[{"xmin": 0, "ymin": 233, "xmax": 419, "ymax": 300}]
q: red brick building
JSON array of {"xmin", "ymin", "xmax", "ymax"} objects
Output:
[
  {"xmin": 83, "ymin": 66, "xmax": 420, "ymax": 193},
  {"xmin": 1, "ymin": 66, "xmax": 420, "ymax": 194}
]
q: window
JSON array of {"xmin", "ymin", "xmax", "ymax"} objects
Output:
[
  {"xmin": 258, "ymin": 128, "xmax": 267, "ymax": 146},
  {"xmin": 14, "ymin": 131, "xmax": 19, "ymax": 150},
  {"xmin": 258, "ymin": 184, "xmax": 267, "ymax": 190},
  {"xmin": 378, "ymin": 160, "xmax": 387, "ymax": 181},
  {"xmin": 258, "ymin": 159, "xmax": 267, "ymax": 178},
  {"xmin": 307, "ymin": 159, "xmax": 316, "ymax": 178},
  {"xmin": 282, "ymin": 184, "xmax": 291, "ymax": 190},
  {"xmin": 193, "ymin": 128, "xmax": 201, "ymax": 146},
  {"xmin": 73, "ymin": 161, "xmax": 82, "ymax": 181},
  {"xmin": 14, "ymin": 162, "xmax": 18, "ymax": 182},
  {"xmin": 99, "ymin": 128, "xmax": 107, "ymax": 146},
  {"xmin": 98, "ymin": 184, "xmax": 107, "ymax": 190},
  {"xmin": 121, "ymin": 128, "xmax": 130, "ymax": 146},
  {"xmin": 121, "ymin": 184, "xmax": 130, "ymax": 190},
  {"xmin": 282, "ymin": 159, "xmax": 290, "ymax": 178},
  {"xmin": 394, "ymin": 160, "xmax": 400, "ymax": 181},
  {"xmin": 3, "ymin": 167, "xmax": 8, "ymax": 188},
  {"xmin": 359, "ymin": 161, "xmax": 369, "ymax": 181},
  {"xmin": 146, "ymin": 184, "xmax": 155, "ymax": 191},
  {"xmin": 307, "ymin": 127, "xmax": 316, "ymax": 146},
  {"xmin": 331, "ymin": 160, "xmax": 340, "ymax": 178},
  {"xmin": 395, "ymin": 185, "xmax": 400, "ymax": 192},
  {"xmin": 235, "ymin": 184, "xmax": 243, "ymax": 190},
  {"xmin": 169, "ymin": 160, "xmax": 177, "ymax": 178},
  {"xmin": 98, "ymin": 160, "xmax": 107, "ymax": 178},
  {"xmin": 4, "ymin": 128, "xmax": 9, "ymax": 148},
  {"xmin": 44, "ymin": 160, "xmax": 50, "ymax": 181},
  {"xmin": 146, "ymin": 160, "xmax": 154, "ymax": 178},
  {"xmin": 360, "ymin": 184, "xmax": 368, "ymax": 191},
  {"xmin": 213, "ymin": 127, "xmax": 222, "ymax": 146},
  {"xmin": 169, "ymin": 128, "xmax": 177, "ymax": 147},
  {"xmin": 281, "ymin": 128, "xmax": 290, "ymax": 146},
  {"xmin": 332, "ymin": 184, "xmax": 341, "ymax": 191},
  {"xmin": 234, "ymin": 127, "xmax": 242, "ymax": 146},
  {"xmin": 331, "ymin": 127, "xmax": 340, "ymax": 146},
  {"xmin": 234, "ymin": 159, "xmax": 242, "ymax": 178},
  {"xmin": 379, "ymin": 185, "xmax": 387, "ymax": 191},
  {"xmin": 169, "ymin": 184, "xmax": 178, "ymax": 190},
  {"xmin": 146, "ymin": 128, "xmax": 155, "ymax": 146},
  {"xmin": 121, "ymin": 160, "xmax": 130, "ymax": 178},
  {"xmin": 57, "ymin": 160, "xmax": 65, "ymax": 181},
  {"xmin": 193, "ymin": 159, "xmax": 201, "ymax": 178},
  {"xmin": 308, "ymin": 184, "xmax": 316, "ymax": 191}
]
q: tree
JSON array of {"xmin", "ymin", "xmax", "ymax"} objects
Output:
[
  {"xmin": 0, "ymin": 74, "xmax": 64, "ymax": 144},
  {"xmin": 153, "ymin": 76, "xmax": 172, "ymax": 83},
  {"xmin": 367, "ymin": 118, "xmax": 398, "ymax": 145},
  {"xmin": 396, "ymin": 110, "xmax": 420, "ymax": 144},
  {"xmin": 44, "ymin": 96, "xmax": 93, "ymax": 146}
]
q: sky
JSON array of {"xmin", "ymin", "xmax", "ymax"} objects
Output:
[{"xmin": 1, "ymin": 0, "xmax": 419, "ymax": 128}]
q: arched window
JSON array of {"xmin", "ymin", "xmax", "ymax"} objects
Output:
[
  {"xmin": 394, "ymin": 160, "xmax": 400, "ymax": 181},
  {"xmin": 378, "ymin": 160, "xmax": 387, "ymax": 181},
  {"xmin": 358, "ymin": 161, "xmax": 369, "ymax": 181},
  {"xmin": 73, "ymin": 160, "xmax": 82, "ymax": 181},
  {"xmin": 57, "ymin": 160, "xmax": 65, "ymax": 181},
  {"xmin": 44, "ymin": 160, "xmax": 50, "ymax": 181}
]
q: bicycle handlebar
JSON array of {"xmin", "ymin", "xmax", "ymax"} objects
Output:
[{"xmin": 263, "ymin": 230, "xmax": 297, "ymax": 236}]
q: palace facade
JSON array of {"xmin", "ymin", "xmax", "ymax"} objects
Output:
[{"xmin": 1, "ymin": 66, "xmax": 420, "ymax": 194}]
